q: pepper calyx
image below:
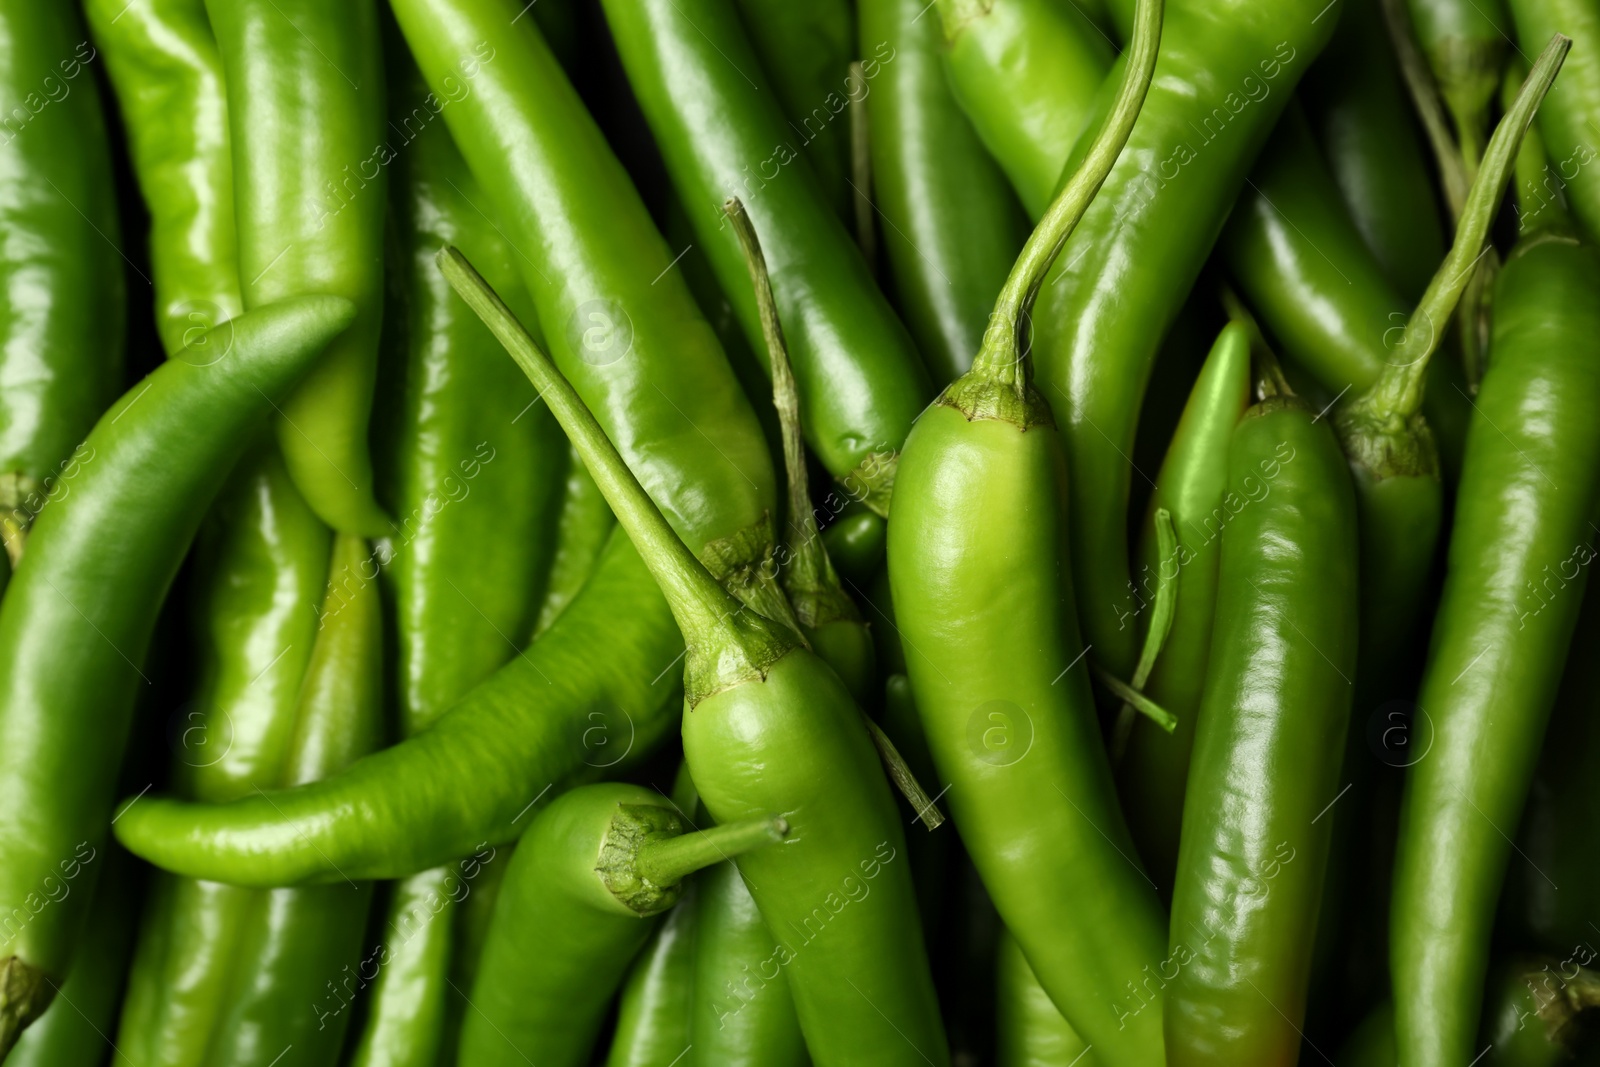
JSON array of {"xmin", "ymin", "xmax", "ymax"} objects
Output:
[{"xmin": 597, "ymin": 803, "xmax": 688, "ymax": 916}]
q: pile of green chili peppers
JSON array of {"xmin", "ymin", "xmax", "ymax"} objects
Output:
[{"xmin": 3, "ymin": 0, "xmax": 1600, "ymax": 1063}]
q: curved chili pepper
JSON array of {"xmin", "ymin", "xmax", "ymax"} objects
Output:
[
  {"xmin": 115, "ymin": 445, "xmax": 331, "ymax": 1066},
  {"xmin": 459, "ymin": 783, "xmax": 785, "ymax": 1065},
  {"xmin": 731, "ymin": 0, "xmax": 854, "ymax": 226},
  {"xmin": 1389, "ymin": 147, "xmax": 1600, "ymax": 1067},
  {"xmin": 888, "ymin": 1, "xmax": 1166, "ymax": 1058},
  {"xmin": 0, "ymin": 0, "xmax": 126, "ymax": 559},
  {"xmin": 598, "ymin": 0, "xmax": 931, "ymax": 519},
  {"xmin": 6, "ymin": 846, "xmax": 138, "ymax": 1067},
  {"xmin": 0, "ymin": 296, "xmax": 356, "ymax": 1052},
  {"xmin": 1504, "ymin": 0, "xmax": 1600, "ymax": 244},
  {"xmin": 204, "ymin": 0, "xmax": 390, "ymax": 537},
  {"xmin": 83, "ymin": 0, "xmax": 238, "ymax": 360},
  {"xmin": 1165, "ymin": 360, "xmax": 1360, "ymax": 1063},
  {"xmin": 859, "ymin": 0, "xmax": 1027, "ymax": 387},
  {"xmin": 1404, "ymin": 0, "xmax": 1510, "ymax": 171},
  {"xmin": 606, "ymin": 889, "xmax": 696, "ymax": 1067},
  {"xmin": 1300, "ymin": 0, "xmax": 1446, "ymax": 300},
  {"xmin": 1117, "ymin": 320, "xmax": 1252, "ymax": 893},
  {"xmin": 981, "ymin": 0, "xmax": 1335, "ymax": 679},
  {"xmin": 934, "ymin": 0, "xmax": 1112, "ymax": 220},
  {"xmin": 389, "ymin": 0, "xmax": 784, "ymax": 613},
  {"xmin": 439, "ymin": 246, "xmax": 948, "ymax": 1066}
]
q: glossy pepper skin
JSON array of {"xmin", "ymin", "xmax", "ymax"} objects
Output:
[
  {"xmin": 204, "ymin": 0, "xmax": 389, "ymax": 537},
  {"xmin": 690, "ymin": 859, "xmax": 808, "ymax": 1067},
  {"xmin": 0, "ymin": 297, "xmax": 356, "ymax": 1050},
  {"xmin": 114, "ymin": 526, "xmax": 681, "ymax": 884},
  {"xmin": 83, "ymin": 0, "xmax": 240, "ymax": 358},
  {"xmin": 598, "ymin": 0, "xmax": 931, "ymax": 518},
  {"xmin": 935, "ymin": 0, "xmax": 1112, "ymax": 220},
  {"xmin": 1031, "ymin": 0, "xmax": 1335, "ymax": 679},
  {"xmin": 1220, "ymin": 108, "xmax": 1471, "ymax": 476},
  {"xmin": 436, "ymin": 246, "xmax": 949, "ymax": 1067},
  {"xmin": 206, "ymin": 531, "xmax": 384, "ymax": 1063},
  {"xmin": 994, "ymin": 927, "xmax": 1088, "ymax": 1067},
  {"xmin": 1300, "ymin": 0, "xmax": 1445, "ymax": 301},
  {"xmin": 0, "ymin": 0, "xmax": 126, "ymax": 555},
  {"xmin": 605, "ymin": 887, "xmax": 696, "ymax": 1067},
  {"xmin": 531, "ymin": 444, "xmax": 615, "ymax": 640},
  {"xmin": 115, "ymin": 446, "xmax": 330, "ymax": 1066},
  {"xmin": 858, "ymin": 0, "xmax": 1027, "ymax": 387},
  {"xmin": 380, "ymin": 51, "xmax": 565, "ymax": 741},
  {"xmin": 731, "ymin": 0, "xmax": 855, "ymax": 226},
  {"xmin": 1390, "ymin": 231, "xmax": 1600, "ymax": 1066},
  {"xmin": 6, "ymin": 847, "xmax": 139, "ymax": 1067},
  {"xmin": 889, "ymin": 1, "xmax": 1166, "ymax": 1055},
  {"xmin": 1504, "ymin": 0, "xmax": 1600, "ymax": 244},
  {"xmin": 388, "ymin": 0, "xmax": 782, "ymax": 585},
  {"xmin": 1503, "ymin": 581, "xmax": 1600, "ymax": 957},
  {"xmin": 1165, "ymin": 388, "xmax": 1359, "ymax": 1064},
  {"xmin": 460, "ymin": 784, "xmax": 782, "ymax": 1065},
  {"xmin": 1117, "ymin": 322, "xmax": 1252, "ymax": 894}
]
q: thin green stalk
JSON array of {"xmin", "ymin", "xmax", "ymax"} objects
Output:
[
  {"xmin": 437, "ymin": 248, "xmax": 737, "ymax": 648},
  {"xmin": 968, "ymin": 0, "xmax": 1165, "ymax": 391},
  {"xmin": 635, "ymin": 816, "xmax": 789, "ymax": 886},
  {"xmin": 1112, "ymin": 508, "xmax": 1179, "ymax": 760},
  {"xmin": 1359, "ymin": 33, "xmax": 1570, "ymax": 420}
]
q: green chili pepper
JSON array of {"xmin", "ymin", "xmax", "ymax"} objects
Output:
[
  {"xmin": 1390, "ymin": 97, "xmax": 1600, "ymax": 1067},
  {"xmin": 1165, "ymin": 353, "xmax": 1360, "ymax": 1063},
  {"xmin": 349, "ymin": 56, "xmax": 569, "ymax": 1063},
  {"xmin": 1503, "ymin": 581, "xmax": 1600, "ymax": 958},
  {"xmin": 84, "ymin": 0, "xmax": 238, "ymax": 360},
  {"xmin": 1220, "ymin": 106, "xmax": 1472, "ymax": 479},
  {"xmin": 994, "ymin": 927, "xmax": 1088, "ymax": 1067},
  {"xmin": 859, "ymin": 0, "xmax": 1027, "ymax": 387},
  {"xmin": 439, "ymin": 245, "xmax": 949, "ymax": 1066},
  {"xmin": 818, "ymin": 501, "xmax": 886, "ymax": 588},
  {"xmin": 598, "ymin": 0, "xmax": 931, "ymax": 520},
  {"xmin": 1023, "ymin": 0, "xmax": 1337, "ymax": 679},
  {"xmin": 1300, "ymin": 0, "xmax": 1446, "ymax": 301},
  {"xmin": 934, "ymin": 0, "xmax": 1112, "ymax": 220},
  {"xmin": 206, "ymin": 531, "xmax": 383, "ymax": 1063},
  {"xmin": 204, "ymin": 0, "xmax": 390, "ymax": 537},
  {"xmin": 691, "ymin": 858, "xmax": 808, "ymax": 1066},
  {"xmin": 389, "ymin": 0, "xmax": 785, "ymax": 615},
  {"xmin": 1116, "ymin": 319, "xmax": 1252, "ymax": 894},
  {"xmin": 0, "ymin": 296, "xmax": 356, "ymax": 1052},
  {"xmin": 0, "ymin": 0, "xmax": 126, "ymax": 560},
  {"xmin": 607, "ymin": 886, "xmax": 697, "ymax": 1067},
  {"xmin": 115, "ymin": 444, "xmax": 330, "ymax": 1066},
  {"xmin": 459, "ymin": 783, "xmax": 785, "ymax": 1065},
  {"xmin": 437, "ymin": 841, "xmax": 513, "ymax": 1067},
  {"xmin": 726, "ymin": 197, "xmax": 878, "ymax": 706},
  {"xmin": 6, "ymin": 846, "xmax": 139, "ymax": 1067},
  {"xmin": 598, "ymin": 0, "xmax": 928, "ymax": 521},
  {"xmin": 1503, "ymin": 0, "xmax": 1600, "ymax": 244},
  {"xmin": 1403, "ymin": 0, "xmax": 1510, "ymax": 172},
  {"xmin": 531, "ymin": 445, "xmax": 616, "ymax": 641},
  {"xmin": 114, "ymin": 526, "xmax": 681, "ymax": 884},
  {"xmin": 380, "ymin": 47, "xmax": 566, "ymax": 741},
  {"xmin": 888, "ymin": 0, "xmax": 1166, "ymax": 1059},
  {"xmin": 731, "ymin": 0, "xmax": 854, "ymax": 227}
]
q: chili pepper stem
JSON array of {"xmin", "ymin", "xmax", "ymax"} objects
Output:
[
  {"xmin": 962, "ymin": 0, "xmax": 1164, "ymax": 402},
  {"xmin": 438, "ymin": 248, "xmax": 798, "ymax": 705},
  {"xmin": 1354, "ymin": 33, "xmax": 1569, "ymax": 422},
  {"xmin": 634, "ymin": 815, "xmax": 789, "ymax": 887}
]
